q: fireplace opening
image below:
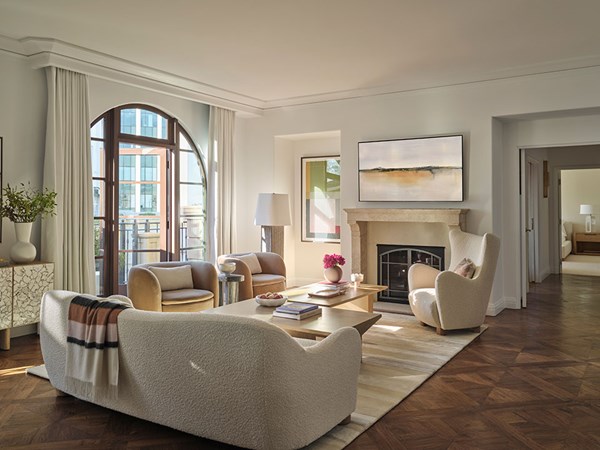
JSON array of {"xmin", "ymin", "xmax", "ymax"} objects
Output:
[{"xmin": 377, "ymin": 244, "xmax": 445, "ymax": 303}]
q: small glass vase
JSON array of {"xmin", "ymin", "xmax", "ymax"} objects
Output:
[{"xmin": 324, "ymin": 265, "xmax": 343, "ymax": 283}]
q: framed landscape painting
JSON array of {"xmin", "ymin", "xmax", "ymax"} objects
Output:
[
  {"xmin": 301, "ymin": 156, "xmax": 341, "ymax": 243},
  {"xmin": 358, "ymin": 134, "xmax": 463, "ymax": 202}
]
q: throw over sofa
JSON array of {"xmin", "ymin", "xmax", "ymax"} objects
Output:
[
  {"xmin": 127, "ymin": 261, "xmax": 218, "ymax": 312},
  {"xmin": 408, "ymin": 229, "xmax": 500, "ymax": 335},
  {"xmin": 40, "ymin": 290, "xmax": 362, "ymax": 450},
  {"xmin": 218, "ymin": 252, "xmax": 286, "ymax": 299}
]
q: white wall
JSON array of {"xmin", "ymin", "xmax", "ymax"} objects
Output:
[
  {"xmin": 0, "ymin": 51, "xmax": 47, "ymax": 256},
  {"xmin": 273, "ymin": 133, "xmax": 341, "ymax": 286},
  {"xmin": 561, "ymin": 168, "xmax": 600, "ymax": 233},
  {"xmin": 237, "ymin": 65, "xmax": 600, "ymax": 315}
]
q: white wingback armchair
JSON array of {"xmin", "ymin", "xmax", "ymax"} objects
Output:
[{"xmin": 408, "ymin": 229, "xmax": 500, "ymax": 335}]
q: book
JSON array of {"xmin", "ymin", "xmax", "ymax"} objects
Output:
[
  {"xmin": 273, "ymin": 307, "xmax": 322, "ymax": 320},
  {"xmin": 275, "ymin": 302, "xmax": 319, "ymax": 315}
]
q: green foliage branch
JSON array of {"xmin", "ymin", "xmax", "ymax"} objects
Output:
[{"xmin": 0, "ymin": 183, "xmax": 58, "ymax": 223}]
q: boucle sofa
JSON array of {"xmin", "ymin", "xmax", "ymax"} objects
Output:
[{"xmin": 40, "ymin": 290, "xmax": 362, "ymax": 450}]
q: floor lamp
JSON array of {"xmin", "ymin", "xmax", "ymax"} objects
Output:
[{"xmin": 254, "ymin": 193, "xmax": 291, "ymax": 258}]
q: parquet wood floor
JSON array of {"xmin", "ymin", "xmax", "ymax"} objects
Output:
[{"xmin": 1, "ymin": 274, "xmax": 599, "ymax": 449}]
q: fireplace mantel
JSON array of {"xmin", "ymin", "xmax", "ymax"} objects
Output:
[{"xmin": 344, "ymin": 208, "xmax": 468, "ymax": 275}]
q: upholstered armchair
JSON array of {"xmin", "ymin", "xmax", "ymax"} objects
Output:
[
  {"xmin": 408, "ymin": 229, "xmax": 500, "ymax": 335},
  {"xmin": 217, "ymin": 252, "xmax": 286, "ymax": 300},
  {"xmin": 127, "ymin": 261, "xmax": 218, "ymax": 312}
]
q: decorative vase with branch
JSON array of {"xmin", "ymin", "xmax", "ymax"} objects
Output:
[{"xmin": 0, "ymin": 183, "xmax": 57, "ymax": 263}]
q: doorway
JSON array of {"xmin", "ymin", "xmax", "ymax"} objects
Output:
[
  {"xmin": 520, "ymin": 151, "xmax": 542, "ymax": 307},
  {"xmin": 559, "ymin": 167, "xmax": 600, "ymax": 276}
]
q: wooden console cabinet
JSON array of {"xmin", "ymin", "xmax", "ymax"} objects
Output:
[
  {"xmin": 0, "ymin": 262, "xmax": 54, "ymax": 350},
  {"xmin": 573, "ymin": 233, "xmax": 600, "ymax": 255}
]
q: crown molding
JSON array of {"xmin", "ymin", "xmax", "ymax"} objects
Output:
[
  {"xmin": 261, "ymin": 57, "xmax": 600, "ymax": 110},
  {"xmin": 1, "ymin": 35, "xmax": 263, "ymax": 116},
  {"xmin": 4, "ymin": 34, "xmax": 600, "ymax": 114}
]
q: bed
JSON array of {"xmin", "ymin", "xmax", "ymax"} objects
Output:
[{"xmin": 562, "ymin": 221, "xmax": 573, "ymax": 259}]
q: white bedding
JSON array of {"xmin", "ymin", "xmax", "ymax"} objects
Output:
[
  {"xmin": 562, "ymin": 240, "xmax": 572, "ymax": 260},
  {"xmin": 562, "ymin": 221, "xmax": 573, "ymax": 259}
]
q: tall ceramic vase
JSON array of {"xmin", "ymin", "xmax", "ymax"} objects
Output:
[
  {"xmin": 10, "ymin": 222, "xmax": 36, "ymax": 263},
  {"xmin": 324, "ymin": 265, "xmax": 343, "ymax": 283}
]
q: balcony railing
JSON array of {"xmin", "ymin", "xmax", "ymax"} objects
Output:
[{"xmin": 117, "ymin": 217, "xmax": 206, "ymax": 285}]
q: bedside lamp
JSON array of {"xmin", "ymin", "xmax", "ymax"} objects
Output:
[
  {"xmin": 580, "ymin": 204, "xmax": 596, "ymax": 233},
  {"xmin": 254, "ymin": 193, "xmax": 291, "ymax": 257}
]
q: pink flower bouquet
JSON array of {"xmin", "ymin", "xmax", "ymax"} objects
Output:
[{"xmin": 323, "ymin": 253, "xmax": 346, "ymax": 269}]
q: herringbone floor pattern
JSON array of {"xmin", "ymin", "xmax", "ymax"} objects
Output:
[
  {"xmin": 1, "ymin": 274, "xmax": 599, "ymax": 449},
  {"xmin": 348, "ymin": 274, "xmax": 600, "ymax": 449}
]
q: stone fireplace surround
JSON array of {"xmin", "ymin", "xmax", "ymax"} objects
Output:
[{"xmin": 344, "ymin": 208, "xmax": 468, "ymax": 281}]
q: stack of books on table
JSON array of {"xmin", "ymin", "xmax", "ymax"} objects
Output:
[{"xmin": 272, "ymin": 302, "xmax": 322, "ymax": 320}]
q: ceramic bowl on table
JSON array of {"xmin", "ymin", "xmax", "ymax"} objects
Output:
[
  {"xmin": 218, "ymin": 262, "xmax": 236, "ymax": 274},
  {"xmin": 255, "ymin": 293, "xmax": 287, "ymax": 307}
]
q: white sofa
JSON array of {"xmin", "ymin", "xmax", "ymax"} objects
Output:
[{"xmin": 40, "ymin": 290, "xmax": 362, "ymax": 450}]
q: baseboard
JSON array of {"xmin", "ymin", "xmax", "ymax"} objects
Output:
[
  {"xmin": 538, "ymin": 267, "xmax": 552, "ymax": 282},
  {"xmin": 486, "ymin": 296, "xmax": 518, "ymax": 316}
]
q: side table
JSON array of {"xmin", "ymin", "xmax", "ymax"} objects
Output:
[
  {"xmin": 218, "ymin": 273, "xmax": 244, "ymax": 306},
  {"xmin": 573, "ymin": 233, "xmax": 600, "ymax": 255}
]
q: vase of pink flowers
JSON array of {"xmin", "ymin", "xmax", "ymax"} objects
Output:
[{"xmin": 323, "ymin": 253, "xmax": 345, "ymax": 283}]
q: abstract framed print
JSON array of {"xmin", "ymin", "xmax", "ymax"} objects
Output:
[{"xmin": 301, "ymin": 156, "xmax": 341, "ymax": 243}]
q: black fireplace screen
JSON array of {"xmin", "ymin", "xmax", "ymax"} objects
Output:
[{"xmin": 377, "ymin": 244, "xmax": 445, "ymax": 303}]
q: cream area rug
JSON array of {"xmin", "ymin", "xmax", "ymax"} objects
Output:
[
  {"xmin": 309, "ymin": 312, "xmax": 486, "ymax": 449},
  {"xmin": 27, "ymin": 313, "xmax": 484, "ymax": 449},
  {"xmin": 562, "ymin": 254, "xmax": 600, "ymax": 276},
  {"xmin": 26, "ymin": 364, "xmax": 49, "ymax": 379}
]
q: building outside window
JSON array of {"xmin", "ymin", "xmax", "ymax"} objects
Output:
[{"xmin": 119, "ymin": 155, "xmax": 136, "ymax": 181}]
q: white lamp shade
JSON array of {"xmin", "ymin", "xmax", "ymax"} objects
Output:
[
  {"xmin": 254, "ymin": 193, "xmax": 292, "ymax": 226},
  {"xmin": 580, "ymin": 204, "xmax": 595, "ymax": 215}
]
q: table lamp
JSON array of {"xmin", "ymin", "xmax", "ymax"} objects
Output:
[
  {"xmin": 580, "ymin": 204, "xmax": 596, "ymax": 233},
  {"xmin": 254, "ymin": 193, "xmax": 291, "ymax": 257}
]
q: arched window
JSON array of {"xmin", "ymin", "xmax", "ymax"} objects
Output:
[{"xmin": 91, "ymin": 105, "xmax": 207, "ymax": 295}]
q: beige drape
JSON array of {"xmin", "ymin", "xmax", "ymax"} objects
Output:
[
  {"xmin": 207, "ymin": 106, "xmax": 236, "ymax": 262},
  {"xmin": 42, "ymin": 67, "xmax": 95, "ymax": 293}
]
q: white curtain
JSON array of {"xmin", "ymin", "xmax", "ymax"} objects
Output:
[
  {"xmin": 42, "ymin": 67, "xmax": 95, "ymax": 293},
  {"xmin": 207, "ymin": 106, "xmax": 236, "ymax": 262}
]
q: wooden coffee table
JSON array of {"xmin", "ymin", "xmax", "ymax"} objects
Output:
[
  {"xmin": 203, "ymin": 299, "xmax": 382, "ymax": 340},
  {"xmin": 280, "ymin": 283, "xmax": 388, "ymax": 313}
]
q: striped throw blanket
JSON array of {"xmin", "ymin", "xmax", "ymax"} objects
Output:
[{"xmin": 65, "ymin": 295, "xmax": 131, "ymax": 400}]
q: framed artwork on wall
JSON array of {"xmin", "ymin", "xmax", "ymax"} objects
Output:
[
  {"xmin": 301, "ymin": 156, "xmax": 341, "ymax": 243},
  {"xmin": 358, "ymin": 134, "xmax": 463, "ymax": 202}
]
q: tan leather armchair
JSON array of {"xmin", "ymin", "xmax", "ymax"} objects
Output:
[
  {"xmin": 217, "ymin": 252, "xmax": 286, "ymax": 300},
  {"xmin": 127, "ymin": 261, "xmax": 218, "ymax": 312},
  {"xmin": 407, "ymin": 229, "xmax": 500, "ymax": 335}
]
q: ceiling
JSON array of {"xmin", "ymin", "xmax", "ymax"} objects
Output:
[{"xmin": 1, "ymin": 0, "xmax": 600, "ymax": 110}]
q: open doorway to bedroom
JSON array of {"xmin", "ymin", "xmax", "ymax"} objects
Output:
[{"xmin": 560, "ymin": 168, "xmax": 600, "ymax": 276}]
